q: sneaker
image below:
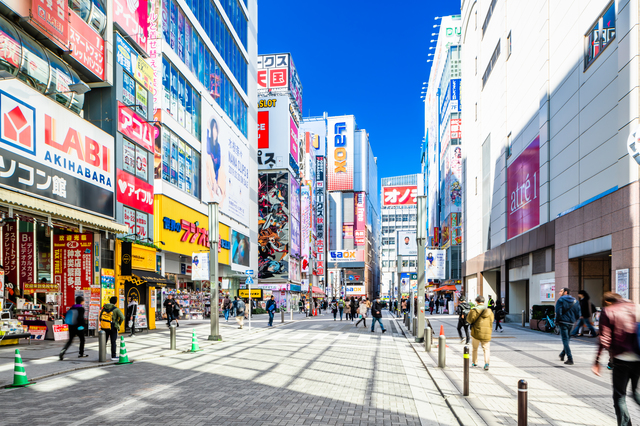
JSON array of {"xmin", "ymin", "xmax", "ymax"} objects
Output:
[
  {"xmin": 460, "ymin": 338, "xmax": 464, "ymax": 344},
  {"xmin": 382, "ymin": 329, "xmax": 387, "ymax": 333},
  {"xmin": 500, "ymin": 329, "xmax": 503, "ymax": 333},
  {"xmin": 78, "ymin": 354, "xmax": 89, "ymax": 358},
  {"xmin": 471, "ymin": 363, "xmax": 477, "ymax": 367},
  {"xmin": 59, "ymin": 351, "xmax": 64, "ymax": 361},
  {"xmin": 111, "ymin": 357, "xmax": 118, "ymax": 361},
  {"xmin": 559, "ymin": 354, "xmax": 565, "ymax": 361},
  {"xmin": 484, "ymin": 364, "xmax": 490, "ymax": 370},
  {"xmin": 565, "ymin": 359, "xmax": 574, "ymax": 365}
]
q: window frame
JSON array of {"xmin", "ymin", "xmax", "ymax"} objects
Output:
[{"xmin": 584, "ymin": 1, "xmax": 616, "ymax": 71}]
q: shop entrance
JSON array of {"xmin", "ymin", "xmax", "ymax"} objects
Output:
[
  {"xmin": 569, "ymin": 254, "xmax": 611, "ymax": 310},
  {"xmin": 508, "ymin": 279, "xmax": 529, "ymax": 322}
]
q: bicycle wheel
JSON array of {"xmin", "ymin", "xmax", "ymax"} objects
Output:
[{"xmin": 537, "ymin": 319, "xmax": 547, "ymax": 332}]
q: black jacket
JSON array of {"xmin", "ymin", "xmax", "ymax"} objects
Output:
[
  {"xmin": 372, "ymin": 300, "xmax": 385, "ymax": 318},
  {"xmin": 68, "ymin": 304, "xmax": 86, "ymax": 329},
  {"xmin": 579, "ymin": 296, "xmax": 591, "ymax": 318},
  {"xmin": 266, "ymin": 299, "xmax": 276, "ymax": 312}
]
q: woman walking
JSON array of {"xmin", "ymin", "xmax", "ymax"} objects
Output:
[
  {"xmin": 493, "ymin": 297, "xmax": 504, "ymax": 332},
  {"xmin": 350, "ymin": 297, "xmax": 357, "ymax": 323},
  {"xmin": 331, "ymin": 298, "xmax": 338, "ymax": 321},
  {"xmin": 355, "ymin": 299, "xmax": 368, "ymax": 328},
  {"xmin": 344, "ymin": 300, "xmax": 352, "ymax": 321}
]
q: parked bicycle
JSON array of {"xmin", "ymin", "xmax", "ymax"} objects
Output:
[{"xmin": 537, "ymin": 308, "xmax": 560, "ymax": 334}]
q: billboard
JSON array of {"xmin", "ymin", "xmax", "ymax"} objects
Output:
[
  {"xmin": 329, "ymin": 250, "xmax": 365, "ymax": 262},
  {"xmin": 69, "ymin": 11, "xmax": 105, "ymax": 80},
  {"xmin": 231, "ymin": 229, "xmax": 251, "ymax": 272},
  {"xmin": 425, "ymin": 249, "xmax": 446, "ymax": 280},
  {"xmin": 201, "ymin": 100, "xmax": 251, "ymax": 227},
  {"xmin": 355, "ymin": 192, "xmax": 366, "ymax": 246},
  {"xmin": 0, "ymin": 81, "xmax": 114, "ymax": 217},
  {"xmin": 444, "ymin": 146, "xmax": 462, "ymax": 217},
  {"xmin": 114, "ymin": 0, "xmax": 148, "ymax": 54},
  {"xmin": 507, "ymin": 136, "xmax": 540, "ymax": 240},
  {"xmin": 327, "ymin": 116, "xmax": 354, "ymax": 191},
  {"xmin": 258, "ymin": 172, "xmax": 289, "ymax": 281},
  {"xmin": 191, "ymin": 252, "xmax": 209, "ymax": 280},
  {"xmin": 257, "ymin": 95, "xmax": 290, "ymax": 169},
  {"xmin": 315, "ymin": 156, "xmax": 325, "ymax": 276},
  {"xmin": 116, "ymin": 169, "xmax": 154, "ymax": 215},
  {"xmin": 290, "ymin": 174, "xmax": 300, "ymax": 222},
  {"xmin": 301, "ymin": 184, "xmax": 311, "ymax": 273},
  {"xmin": 397, "ymin": 230, "xmax": 417, "ymax": 256},
  {"xmin": 382, "ymin": 185, "xmax": 418, "ymax": 206},
  {"xmin": 32, "ymin": 0, "xmax": 68, "ymax": 48},
  {"xmin": 117, "ymin": 102, "xmax": 155, "ymax": 151}
]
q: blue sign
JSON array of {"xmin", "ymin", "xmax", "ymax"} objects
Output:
[
  {"xmin": 348, "ymin": 275, "xmax": 354, "ymax": 281},
  {"xmin": 245, "ymin": 269, "xmax": 254, "ymax": 275},
  {"xmin": 245, "ymin": 276, "xmax": 254, "ymax": 284},
  {"xmin": 115, "ymin": 33, "xmax": 137, "ymax": 76},
  {"xmin": 289, "ymin": 284, "xmax": 301, "ymax": 292}
]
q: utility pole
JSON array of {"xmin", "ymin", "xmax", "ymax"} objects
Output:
[
  {"xmin": 416, "ymin": 196, "xmax": 427, "ymax": 342},
  {"xmin": 207, "ymin": 202, "xmax": 221, "ymax": 341},
  {"xmin": 396, "ymin": 255, "xmax": 403, "ymax": 317}
]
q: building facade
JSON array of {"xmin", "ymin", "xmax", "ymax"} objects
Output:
[{"xmin": 461, "ymin": 0, "xmax": 639, "ymax": 319}]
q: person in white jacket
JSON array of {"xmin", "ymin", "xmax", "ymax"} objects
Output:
[{"xmin": 354, "ymin": 300, "xmax": 368, "ymax": 328}]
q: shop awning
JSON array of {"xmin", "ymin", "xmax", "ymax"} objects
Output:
[
  {"xmin": 432, "ymin": 285, "xmax": 457, "ymax": 292},
  {"xmin": 311, "ymin": 286, "xmax": 325, "ymax": 295},
  {"xmin": 128, "ymin": 269, "xmax": 175, "ymax": 287},
  {"xmin": 0, "ymin": 188, "xmax": 128, "ymax": 233}
]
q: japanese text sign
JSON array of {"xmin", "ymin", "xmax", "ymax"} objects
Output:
[
  {"xmin": 117, "ymin": 101, "xmax": 154, "ymax": 151},
  {"xmin": 32, "ymin": 0, "xmax": 68, "ymax": 48},
  {"xmin": 383, "ymin": 185, "xmax": 418, "ymax": 206},
  {"xmin": 69, "ymin": 11, "xmax": 105, "ymax": 80},
  {"xmin": 116, "ymin": 169, "xmax": 154, "ymax": 214},
  {"xmin": 507, "ymin": 136, "xmax": 540, "ymax": 240},
  {"xmin": 113, "ymin": 0, "xmax": 148, "ymax": 54},
  {"xmin": 53, "ymin": 233, "xmax": 93, "ymax": 314}
]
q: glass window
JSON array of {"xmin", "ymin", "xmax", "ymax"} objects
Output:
[
  {"xmin": 585, "ymin": 3, "xmax": 615, "ymax": 70},
  {"xmin": 46, "ymin": 50, "xmax": 72, "ymax": 108},
  {"xmin": 89, "ymin": 0, "xmax": 107, "ymax": 35},
  {"xmin": 602, "ymin": 3, "xmax": 616, "ymax": 51},
  {"xmin": 16, "ymin": 28, "xmax": 50, "ymax": 94}
]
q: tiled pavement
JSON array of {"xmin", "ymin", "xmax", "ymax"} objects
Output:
[{"xmin": 0, "ymin": 312, "xmax": 462, "ymax": 426}]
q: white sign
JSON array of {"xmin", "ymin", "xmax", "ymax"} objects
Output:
[
  {"xmin": 539, "ymin": 279, "xmax": 555, "ymax": 302},
  {"xmin": 301, "ymin": 279, "xmax": 309, "ymax": 292},
  {"xmin": 616, "ymin": 269, "xmax": 630, "ymax": 299},
  {"xmin": 425, "ymin": 249, "xmax": 446, "ymax": 280},
  {"xmin": 123, "ymin": 206, "xmax": 136, "ymax": 234},
  {"xmin": 192, "ymin": 252, "xmax": 209, "ymax": 281},
  {"xmin": 345, "ymin": 285, "xmax": 365, "ymax": 295},
  {"xmin": 397, "ymin": 230, "xmax": 417, "ymax": 256},
  {"xmin": 327, "ymin": 115, "xmax": 355, "ymax": 191},
  {"xmin": 257, "ymin": 95, "xmax": 291, "ymax": 170},
  {"xmin": 135, "ymin": 211, "xmax": 148, "ymax": 239}
]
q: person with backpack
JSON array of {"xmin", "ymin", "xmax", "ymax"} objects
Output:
[
  {"xmin": 100, "ymin": 296, "xmax": 125, "ymax": 361},
  {"xmin": 338, "ymin": 297, "xmax": 345, "ymax": 321},
  {"xmin": 222, "ymin": 295, "xmax": 232, "ymax": 322},
  {"xmin": 235, "ymin": 296, "xmax": 246, "ymax": 329},
  {"xmin": 556, "ymin": 287, "xmax": 581, "ymax": 365},
  {"xmin": 571, "ymin": 290, "xmax": 598, "ymax": 337},
  {"xmin": 467, "ymin": 295, "xmax": 494, "ymax": 370},
  {"xmin": 266, "ymin": 295, "xmax": 276, "ymax": 327},
  {"xmin": 493, "ymin": 297, "xmax": 505, "ymax": 332},
  {"xmin": 126, "ymin": 296, "xmax": 138, "ymax": 337},
  {"xmin": 371, "ymin": 298, "xmax": 387, "ymax": 333},
  {"xmin": 429, "ymin": 297, "xmax": 435, "ymax": 315},
  {"xmin": 59, "ymin": 296, "xmax": 88, "ymax": 360},
  {"xmin": 344, "ymin": 299, "xmax": 351, "ymax": 321},
  {"xmin": 330, "ymin": 299, "xmax": 338, "ymax": 321},
  {"xmin": 456, "ymin": 296, "xmax": 471, "ymax": 344}
]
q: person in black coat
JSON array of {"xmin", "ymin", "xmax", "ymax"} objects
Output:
[{"xmin": 571, "ymin": 290, "xmax": 598, "ymax": 337}]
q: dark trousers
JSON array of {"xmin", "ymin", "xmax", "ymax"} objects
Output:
[
  {"xmin": 355, "ymin": 316, "xmax": 367, "ymax": 327},
  {"xmin": 333, "ymin": 311, "xmax": 337, "ymax": 320},
  {"xmin": 268, "ymin": 311, "xmax": 274, "ymax": 326},
  {"xmin": 558, "ymin": 323, "xmax": 573, "ymax": 361},
  {"xmin": 105, "ymin": 327, "xmax": 118, "ymax": 358},
  {"xmin": 457, "ymin": 318, "xmax": 470, "ymax": 343},
  {"xmin": 62, "ymin": 327, "xmax": 85, "ymax": 356},
  {"xmin": 495, "ymin": 319, "xmax": 502, "ymax": 330},
  {"xmin": 612, "ymin": 359, "xmax": 640, "ymax": 426},
  {"xmin": 339, "ymin": 308, "xmax": 343, "ymax": 320}
]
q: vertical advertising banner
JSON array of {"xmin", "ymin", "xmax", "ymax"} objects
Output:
[
  {"xmin": 507, "ymin": 136, "xmax": 540, "ymax": 240},
  {"xmin": 425, "ymin": 249, "xmax": 446, "ymax": 280},
  {"xmin": 53, "ymin": 233, "xmax": 93, "ymax": 313},
  {"xmin": 290, "ymin": 174, "xmax": 300, "ymax": 223},
  {"xmin": 69, "ymin": 11, "xmax": 105, "ymax": 80},
  {"xmin": 290, "ymin": 116, "xmax": 299, "ymax": 162},
  {"xmin": 397, "ymin": 230, "xmax": 417, "ymax": 256},
  {"xmin": 444, "ymin": 145, "xmax": 462, "ymax": 217},
  {"xmin": 258, "ymin": 172, "xmax": 289, "ymax": 281},
  {"xmin": 2, "ymin": 221, "xmax": 17, "ymax": 290},
  {"xmin": 301, "ymin": 185, "xmax": 311, "ymax": 273},
  {"xmin": 315, "ymin": 156, "xmax": 325, "ymax": 276},
  {"xmin": 327, "ymin": 116, "xmax": 354, "ymax": 191},
  {"xmin": 32, "ymin": 0, "xmax": 69, "ymax": 47},
  {"xmin": 231, "ymin": 230, "xmax": 251, "ymax": 272},
  {"xmin": 354, "ymin": 192, "xmax": 367, "ymax": 246},
  {"xmin": 19, "ymin": 226, "xmax": 34, "ymax": 287},
  {"xmin": 257, "ymin": 95, "xmax": 289, "ymax": 169},
  {"xmin": 114, "ymin": 0, "xmax": 149, "ymax": 54}
]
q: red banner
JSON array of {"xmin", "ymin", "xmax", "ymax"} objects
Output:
[
  {"xmin": 69, "ymin": 11, "xmax": 105, "ymax": 80},
  {"xmin": 114, "ymin": 0, "xmax": 148, "ymax": 54},
  {"xmin": 116, "ymin": 169, "xmax": 154, "ymax": 215},
  {"xmin": 2, "ymin": 221, "xmax": 17, "ymax": 293},
  {"xmin": 32, "ymin": 0, "xmax": 69, "ymax": 47},
  {"xmin": 383, "ymin": 185, "xmax": 418, "ymax": 206},
  {"xmin": 53, "ymin": 233, "xmax": 93, "ymax": 314},
  {"xmin": 117, "ymin": 101, "xmax": 154, "ymax": 151},
  {"xmin": 258, "ymin": 111, "xmax": 269, "ymax": 149}
]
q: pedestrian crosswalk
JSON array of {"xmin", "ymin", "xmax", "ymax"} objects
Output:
[{"xmin": 283, "ymin": 330, "xmax": 394, "ymax": 342}]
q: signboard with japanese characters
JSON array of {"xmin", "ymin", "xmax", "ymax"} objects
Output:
[
  {"xmin": 124, "ymin": 206, "xmax": 136, "ymax": 235},
  {"xmin": 123, "ymin": 140, "xmax": 136, "ymax": 174},
  {"xmin": 257, "ymin": 95, "xmax": 290, "ymax": 170},
  {"xmin": 32, "ymin": 0, "xmax": 68, "ymax": 48},
  {"xmin": 118, "ymin": 101, "xmax": 155, "ymax": 152},
  {"xmin": 315, "ymin": 156, "xmax": 325, "ymax": 276},
  {"xmin": 383, "ymin": 185, "xmax": 418, "ymax": 206},
  {"xmin": 0, "ymin": 81, "xmax": 114, "ymax": 217},
  {"xmin": 136, "ymin": 149, "xmax": 147, "ymax": 179},
  {"xmin": 53, "ymin": 233, "xmax": 93, "ymax": 314},
  {"xmin": 114, "ymin": 0, "xmax": 148, "ymax": 55},
  {"xmin": 116, "ymin": 169, "xmax": 154, "ymax": 215},
  {"xmin": 69, "ymin": 10, "xmax": 105, "ymax": 80}
]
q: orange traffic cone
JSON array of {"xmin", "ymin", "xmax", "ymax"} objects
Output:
[{"xmin": 440, "ymin": 325, "xmax": 445, "ymax": 336}]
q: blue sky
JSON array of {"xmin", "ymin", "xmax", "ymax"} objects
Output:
[{"xmin": 257, "ymin": 0, "xmax": 460, "ymax": 181}]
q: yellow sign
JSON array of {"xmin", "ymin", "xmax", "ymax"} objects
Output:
[
  {"xmin": 218, "ymin": 223, "xmax": 230, "ymax": 265},
  {"xmin": 132, "ymin": 244, "xmax": 156, "ymax": 271},
  {"xmin": 135, "ymin": 56, "xmax": 154, "ymax": 92},
  {"xmin": 238, "ymin": 289, "xmax": 263, "ymax": 300}
]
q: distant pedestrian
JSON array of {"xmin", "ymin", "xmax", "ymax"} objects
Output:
[
  {"xmin": 556, "ymin": 287, "xmax": 581, "ymax": 365},
  {"xmin": 429, "ymin": 297, "xmax": 434, "ymax": 315},
  {"xmin": 493, "ymin": 297, "xmax": 504, "ymax": 332},
  {"xmin": 401, "ymin": 299, "xmax": 407, "ymax": 313},
  {"xmin": 355, "ymin": 300, "xmax": 368, "ymax": 328},
  {"xmin": 487, "ymin": 295, "xmax": 495, "ymax": 311},
  {"xmin": 235, "ymin": 296, "xmax": 246, "ymax": 329},
  {"xmin": 173, "ymin": 301, "xmax": 181, "ymax": 327},
  {"xmin": 60, "ymin": 296, "xmax": 87, "ymax": 360},
  {"xmin": 344, "ymin": 299, "xmax": 352, "ymax": 320},
  {"xmin": 572, "ymin": 290, "xmax": 598, "ymax": 337},
  {"xmin": 338, "ymin": 297, "xmax": 345, "ymax": 320},
  {"xmin": 592, "ymin": 292, "xmax": 640, "ymax": 426},
  {"xmin": 371, "ymin": 297, "xmax": 387, "ymax": 333},
  {"xmin": 456, "ymin": 296, "xmax": 471, "ymax": 344},
  {"xmin": 266, "ymin": 295, "xmax": 276, "ymax": 327},
  {"xmin": 331, "ymin": 298, "xmax": 338, "ymax": 321},
  {"xmin": 223, "ymin": 295, "xmax": 232, "ymax": 322},
  {"xmin": 350, "ymin": 297, "xmax": 357, "ymax": 322},
  {"xmin": 126, "ymin": 296, "xmax": 138, "ymax": 337},
  {"xmin": 467, "ymin": 295, "xmax": 494, "ymax": 370},
  {"xmin": 163, "ymin": 294, "xmax": 177, "ymax": 326},
  {"xmin": 298, "ymin": 299, "xmax": 304, "ymax": 314},
  {"xmin": 366, "ymin": 298, "xmax": 372, "ymax": 316},
  {"xmin": 99, "ymin": 296, "xmax": 124, "ymax": 361}
]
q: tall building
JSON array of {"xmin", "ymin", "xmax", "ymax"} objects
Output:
[
  {"xmin": 461, "ymin": 0, "xmax": 639, "ymax": 318},
  {"xmin": 422, "ymin": 15, "xmax": 463, "ymax": 289},
  {"xmin": 380, "ymin": 174, "xmax": 422, "ymax": 299}
]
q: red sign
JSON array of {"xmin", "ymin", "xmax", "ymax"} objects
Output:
[
  {"xmin": 118, "ymin": 102, "xmax": 154, "ymax": 151},
  {"xmin": 258, "ymin": 111, "xmax": 269, "ymax": 148},
  {"xmin": 114, "ymin": 0, "xmax": 148, "ymax": 54},
  {"xmin": 355, "ymin": 192, "xmax": 366, "ymax": 246},
  {"xmin": 32, "ymin": 0, "xmax": 69, "ymax": 47},
  {"xmin": 53, "ymin": 233, "xmax": 93, "ymax": 314},
  {"xmin": 383, "ymin": 186, "xmax": 418, "ymax": 206},
  {"xmin": 116, "ymin": 169, "xmax": 154, "ymax": 215},
  {"xmin": 19, "ymin": 229, "xmax": 34, "ymax": 288},
  {"xmin": 69, "ymin": 11, "xmax": 105, "ymax": 80},
  {"xmin": 450, "ymin": 118, "xmax": 462, "ymax": 139},
  {"xmin": 507, "ymin": 136, "xmax": 540, "ymax": 240},
  {"xmin": 258, "ymin": 68, "xmax": 288, "ymax": 89},
  {"xmin": 2, "ymin": 221, "xmax": 17, "ymax": 291}
]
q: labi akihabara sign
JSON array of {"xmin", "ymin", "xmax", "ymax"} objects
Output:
[{"xmin": 507, "ymin": 136, "xmax": 540, "ymax": 240}]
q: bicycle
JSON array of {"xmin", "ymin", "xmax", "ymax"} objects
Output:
[{"xmin": 537, "ymin": 308, "xmax": 560, "ymax": 334}]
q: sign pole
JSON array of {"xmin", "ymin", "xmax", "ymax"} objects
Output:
[
  {"xmin": 208, "ymin": 202, "xmax": 221, "ymax": 341},
  {"xmin": 249, "ymin": 279, "xmax": 252, "ymax": 332},
  {"xmin": 416, "ymin": 196, "xmax": 427, "ymax": 342}
]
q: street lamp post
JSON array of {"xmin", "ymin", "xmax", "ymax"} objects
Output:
[
  {"xmin": 416, "ymin": 195, "xmax": 427, "ymax": 343},
  {"xmin": 208, "ymin": 202, "xmax": 221, "ymax": 341}
]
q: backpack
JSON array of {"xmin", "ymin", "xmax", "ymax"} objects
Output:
[
  {"xmin": 100, "ymin": 306, "xmax": 117, "ymax": 330},
  {"xmin": 339, "ymin": 300, "xmax": 344, "ymax": 308},
  {"xmin": 457, "ymin": 303, "xmax": 470, "ymax": 318},
  {"xmin": 64, "ymin": 308, "xmax": 79, "ymax": 326}
]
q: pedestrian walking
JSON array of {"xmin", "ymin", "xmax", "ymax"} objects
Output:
[
  {"xmin": 163, "ymin": 294, "xmax": 177, "ymax": 326},
  {"xmin": 493, "ymin": 297, "xmax": 504, "ymax": 332},
  {"xmin": 556, "ymin": 287, "xmax": 581, "ymax": 365},
  {"xmin": 223, "ymin": 295, "xmax": 232, "ymax": 322},
  {"xmin": 338, "ymin": 297, "xmax": 345, "ymax": 320},
  {"xmin": 401, "ymin": 299, "xmax": 407, "ymax": 313},
  {"xmin": 366, "ymin": 298, "xmax": 372, "ymax": 316},
  {"xmin": 592, "ymin": 292, "xmax": 640, "ymax": 426},
  {"xmin": 350, "ymin": 297, "xmax": 357, "ymax": 322},
  {"xmin": 60, "ymin": 296, "xmax": 88, "ymax": 360},
  {"xmin": 266, "ymin": 295, "xmax": 276, "ymax": 326},
  {"xmin": 344, "ymin": 300, "xmax": 352, "ymax": 320},
  {"xmin": 355, "ymin": 300, "xmax": 368, "ymax": 328},
  {"xmin": 235, "ymin": 296, "xmax": 246, "ymax": 329},
  {"xmin": 571, "ymin": 290, "xmax": 598, "ymax": 337},
  {"xmin": 126, "ymin": 296, "xmax": 138, "ymax": 337},
  {"xmin": 487, "ymin": 295, "xmax": 495, "ymax": 311},
  {"xmin": 298, "ymin": 299, "xmax": 304, "ymax": 314},
  {"xmin": 467, "ymin": 295, "xmax": 494, "ymax": 370},
  {"xmin": 99, "ymin": 296, "xmax": 124, "ymax": 361},
  {"xmin": 173, "ymin": 301, "xmax": 181, "ymax": 327},
  {"xmin": 371, "ymin": 297, "xmax": 387, "ymax": 333},
  {"xmin": 429, "ymin": 297, "xmax": 434, "ymax": 315},
  {"xmin": 456, "ymin": 296, "xmax": 471, "ymax": 344},
  {"xmin": 331, "ymin": 299, "xmax": 338, "ymax": 321}
]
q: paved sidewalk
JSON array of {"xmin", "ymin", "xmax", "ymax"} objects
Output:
[
  {"xmin": 397, "ymin": 313, "xmax": 637, "ymax": 425},
  {"xmin": 0, "ymin": 312, "xmax": 310, "ymax": 386}
]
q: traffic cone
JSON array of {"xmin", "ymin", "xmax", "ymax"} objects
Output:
[
  {"xmin": 116, "ymin": 336, "xmax": 133, "ymax": 365},
  {"xmin": 4, "ymin": 349, "xmax": 35, "ymax": 388},
  {"xmin": 440, "ymin": 325, "xmax": 445, "ymax": 336},
  {"xmin": 188, "ymin": 329, "xmax": 203, "ymax": 353}
]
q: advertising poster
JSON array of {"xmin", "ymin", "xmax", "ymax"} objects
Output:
[
  {"xmin": 290, "ymin": 174, "xmax": 300, "ymax": 222},
  {"xmin": 88, "ymin": 287, "xmax": 100, "ymax": 329},
  {"xmin": 444, "ymin": 146, "xmax": 462, "ymax": 217},
  {"xmin": 116, "ymin": 33, "xmax": 137, "ymax": 76},
  {"xmin": 201, "ymin": 101, "xmax": 251, "ymax": 227},
  {"xmin": 540, "ymin": 279, "xmax": 555, "ymax": 302},
  {"xmin": 257, "ymin": 95, "xmax": 289, "ymax": 169},
  {"xmin": 123, "ymin": 140, "xmax": 136, "ymax": 174},
  {"xmin": 52, "ymin": 324, "xmax": 69, "ymax": 341},
  {"xmin": 123, "ymin": 206, "xmax": 136, "ymax": 235},
  {"xmin": 69, "ymin": 10, "xmax": 105, "ymax": 80},
  {"xmin": 53, "ymin": 234, "xmax": 93, "ymax": 313},
  {"xmin": 2, "ymin": 221, "xmax": 17, "ymax": 291},
  {"xmin": 123, "ymin": 72, "xmax": 136, "ymax": 106},
  {"xmin": 290, "ymin": 116, "xmax": 299, "ymax": 162},
  {"xmin": 327, "ymin": 116, "xmax": 355, "ymax": 191},
  {"xmin": 136, "ymin": 84, "xmax": 148, "ymax": 117},
  {"xmin": 355, "ymin": 192, "xmax": 367, "ymax": 246},
  {"xmin": 507, "ymin": 136, "xmax": 540, "ymax": 240},
  {"xmin": 425, "ymin": 249, "xmax": 446, "ymax": 280},
  {"xmin": 300, "ymin": 185, "xmax": 311, "ymax": 273},
  {"xmin": 113, "ymin": 0, "xmax": 149, "ymax": 54},
  {"xmin": 258, "ymin": 172, "xmax": 289, "ymax": 280},
  {"xmin": 191, "ymin": 252, "xmax": 209, "ymax": 281},
  {"xmin": 32, "ymin": 0, "xmax": 68, "ymax": 47},
  {"xmin": 290, "ymin": 217, "xmax": 300, "ymax": 258},
  {"xmin": 231, "ymin": 230, "xmax": 251, "ymax": 271},
  {"xmin": 136, "ymin": 212, "xmax": 148, "ymax": 239},
  {"xmin": 101, "ymin": 268, "xmax": 115, "ymax": 306},
  {"xmin": 29, "ymin": 325, "xmax": 47, "ymax": 340},
  {"xmin": 116, "ymin": 169, "xmax": 154, "ymax": 215},
  {"xmin": 383, "ymin": 186, "xmax": 418, "ymax": 206},
  {"xmin": 397, "ymin": 230, "xmax": 418, "ymax": 256},
  {"xmin": 315, "ymin": 156, "xmax": 325, "ymax": 276},
  {"xmin": 616, "ymin": 269, "xmax": 630, "ymax": 300},
  {"xmin": 19, "ymin": 225, "xmax": 34, "ymax": 286}
]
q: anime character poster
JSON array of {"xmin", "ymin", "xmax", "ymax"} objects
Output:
[
  {"xmin": 231, "ymin": 230, "xmax": 251, "ymax": 271},
  {"xmin": 258, "ymin": 172, "xmax": 289, "ymax": 281}
]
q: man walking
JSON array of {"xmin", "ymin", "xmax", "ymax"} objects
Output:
[
  {"xmin": 163, "ymin": 294, "xmax": 177, "ymax": 326},
  {"xmin": 126, "ymin": 296, "xmax": 138, "ymax": 337},
  {"xmin": 222, "ymin": 295, "xmax": 231, "ymax": 322},
  {"xmin": 467, "ymin": 295, "xmax": 494, "ymax": 370},
  {"xmin": 338, "ymin": 297, "xmax": 345, "ymax": 321},
  {"xmin": 60, "ymin": 296, "xmax": 88, "ymax": 360},
  {"xmin": 593, "ymin": 292, "xmax": 640, "ymax": 426},
  {"xmin": 456, "ymin": 295, "xmax": 471, "ymax": 344},
  {"xmin": 571, "ymin": 290, "xmax": 598, "ymax": 337},
  {"xmin": 235, "ymin": 296, "xmax": 246, "ymax": 329},
  {"xmin": 266, "ymin": 295, "xmax": 276, "ymax": 327},
  {"xmin": 100, "ymin": 296, "xmax": 125, "ymax": 361},
  {"xmin": 371, "ymin": 297, "xmax": 387, "ymax": 333},
  {"xmin": 556, "ymin": 287, "xmax": 581, "ymax": 365}
]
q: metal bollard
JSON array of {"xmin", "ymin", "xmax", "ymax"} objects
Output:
[
  {"xmin": 281, "ymin": 310, "xmax": 285, "ymax": 323},
  {"xmin": 463, "ymin": 345, "xmax": 470, "ymax": 396},
  {"xmin": 98, "ymin": 330, "xmax": 106, "ymax": 362},
  {"xmin": 522, "ymin": 310, "xmax": 526, "ymax": 327},
  {"xmin": 518, "ymin": 379, "xmax": 528, "ymax": 426},
  {"xmin": 425, "ymin": 327, "xmax": 432, "ymax": 352},
  {"xmin": 412, "ymin": 318, "xmax": 417, "ymax": 336},
  {"xmin": 438, "ymin": 334, "xmax": 446, "ymax": 368},
  {"xmin": 170, "ymin": 325, "xmax": 176, "ymax": 350}
]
